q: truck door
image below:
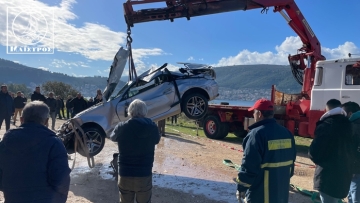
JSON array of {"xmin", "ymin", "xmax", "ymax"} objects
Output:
[{"xmin": 341, "ymin": 64, "xmax": 360, "ymax": 104}]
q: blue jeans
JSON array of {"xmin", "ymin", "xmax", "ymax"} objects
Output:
[
  {"xmin": 349, "ymin": 174, "xmax": 360, "ymax": 203},
  {"xmin": 320, "ymin": 192, "xmax": 340, "ymax": 203}
]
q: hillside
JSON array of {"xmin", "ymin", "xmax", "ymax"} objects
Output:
[
  {"xmin": 0, "ymin": 59, "xmax": 302, "ymax": 99},
  {"xmin": 0, "ymin": 58, "xmax": 125, "ymax": 97},
  {"xmin": 213, "ymin": 64, "xmax": 302, "ymax": 93}
]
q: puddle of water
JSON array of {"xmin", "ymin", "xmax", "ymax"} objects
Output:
[
  {"xmin": 70, "ymin": 163, "xmax": 115, "ymax": 181},
  {"xmin": 99, "ymin": 164, "xmax": 116, "ymax": 180},
  {"xmin": 152, "ymin": 173, "xmax": 236, "ymax": 203},
  {"xmin": 71, "ymin": 166, "xmax": 92, "ymax": 178}
]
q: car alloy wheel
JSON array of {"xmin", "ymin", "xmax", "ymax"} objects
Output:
[{"xmin": 182, "ymin": 93, "xmax": 208, "ymax": 120}]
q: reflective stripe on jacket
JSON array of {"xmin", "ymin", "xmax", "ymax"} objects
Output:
[{"xmin": 237, "ymin": 118, "xmax": 296, "ymax": 203}]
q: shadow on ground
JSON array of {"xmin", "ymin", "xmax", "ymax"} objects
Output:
[{"xmin": 165, "ymin": 133, "xmax": 205, "ymax": 146}]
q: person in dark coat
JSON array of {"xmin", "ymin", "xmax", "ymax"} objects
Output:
[
  {"xmin": 342, "ymin": 101, "xmax": 360, "ymax": 203},
  {"xmin": 110, "ymin": 99, "xmax": 160, "ymax": 203},
  {"xmin": 87, "ymin": 97, "xmax": 95, "ymax": 108},
  {"xmin": 65, "ymin": 95, "xmax": 73, "ymax": 119},
  {"xmin": 45, "ymin": 92, "xmax": 57, "ymax": 130},
  {"xmin": 30, "ymin": 86, "xmax": 46, "ymax": 102},
  {"xmin": 70, "ymin": 93, "xmax": 88, "ymax": 118},
  {"xmin": 157, "ymin": 119, "xmax": 166, "ymax": 137},
  {"xmin": 0, "ymin": 101, "xmax": 71, "ymax": 203},
  {"xmin": 236, "ymin": 99, "xmax": 296, "ymax": 203},
  {"xmin": 0, "ymin": 85, "xmax": 14, "ymax": 131},
  {"xmin": 309, "ymin": 99, "xmax": 353, "ymax": 202},
  {"xmin": 13, "ymin": 91, "xmax": 26, "ymax": 125},
  {"xmin": 56, "ymin": 96, "xmax": 64, "ymax": 119}
]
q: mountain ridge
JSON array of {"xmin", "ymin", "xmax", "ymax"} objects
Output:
[{"xmin": 0, "ymin": 58, "xmax": 301, "ymax": 98}]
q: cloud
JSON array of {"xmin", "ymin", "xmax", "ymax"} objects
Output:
[
  {"xmin": 0, "ymin": 0, "xmax": 165, "ymax": 62},
  {"xmin": 322, "ymin": 42, "xmax": 359, "ymax": 59},
  {"xmin": 214, "ymin": 36, "xmax": 360, "ymax": 66},
  {"xmin": 38, "ymin": 66, "xmax": 49, "ymax": 71},
  {"xmin": 13, "ymin": 60, "xmax": 20, "ymax": 63},
  {"xmin": 199, "ymin": 58, "xmax": 204, "ymax": 61},
  {"xmin": 50, "ymin": 59, "xmax": 90, "ymax": 68},
  {"xmin": 130, "ymin": 48, "xmax": 165, "ymax": 73},
  {"xmin": 97, "ymin": 70, "xmax": 102, "ymax": 74},
  {"xmin": 149, "ymin": 63, "xmax": 179, "ymax": 72},
  {"xmin": 187, "ymin": 56, "xmax": 195, "ymax": 61}
]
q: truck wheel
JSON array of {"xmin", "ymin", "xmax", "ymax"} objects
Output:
[
  {"xmin": 182, "ymin": 93, "xmax": 208, "ymax": 120},
  {"xmin": 203, "ymin": 115, "xmax": 229, "ymax": 139},
  {"xmin": 77, "ymin": 127, "xmax": 106, "ymax": 157}
]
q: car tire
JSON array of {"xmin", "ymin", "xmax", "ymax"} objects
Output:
[
  {"xmin": 203, "ymin": 115, "xmax": 229, "ymax": 139},
  {"xmin": 182, "ymin": 93, "xmax": 208, "ymax": 120},
  {"xmin": 77, "ymin": 127, "xmax": 106, "ymax": 157}
]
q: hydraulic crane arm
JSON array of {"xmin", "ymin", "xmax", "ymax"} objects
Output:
[{"xmin": 123, "ymin": 0, "xmax": 326, "ymax": 98}]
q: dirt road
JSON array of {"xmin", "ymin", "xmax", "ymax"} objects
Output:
[{"xmin": 0, "ymin": 119, "xmax": 323, "ymax": 203}]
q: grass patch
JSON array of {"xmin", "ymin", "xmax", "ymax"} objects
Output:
[
  {"xmin": 165, "ymin": 114, "xmax": 311, "ymax": 153},
  {"xmin": 294, "ymin": 136, "xmax": 312, "ymax": 154}
]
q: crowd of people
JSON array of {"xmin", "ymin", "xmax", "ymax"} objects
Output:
[
  {"xmin": 2, "ymin": 82, "xmax": 360, "ymax": 203},
  {"xmin": 0, "ymin": 85, "xmax": 104, "ymax": 131}
]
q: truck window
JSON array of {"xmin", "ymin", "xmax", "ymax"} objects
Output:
[
  {"xmin": 345, "ymin": 65, "xmax": 360, "ymax": 85},
  {"xmin": 314, "ymin": 67, "xmax": 323, "ymax": 86}
]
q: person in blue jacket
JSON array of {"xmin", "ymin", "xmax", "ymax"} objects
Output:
[
  {"xmin": 236, "ymin": 99, "xmax": 296, "ymax": 203},
  {"xmin": 0, "ymin": 101, "xmax": 71, "ymax": 203},
  {"xmin": 110, "ymin": 99, "xmax": 160, "ymax": 203}
]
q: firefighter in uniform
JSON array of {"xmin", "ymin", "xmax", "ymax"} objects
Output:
[{"xmin": 236, "ymin": 99, "xmax": 297, "ymax": 203}]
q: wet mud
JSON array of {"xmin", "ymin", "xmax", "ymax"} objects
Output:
[{"xmin": 0, "ymin": 120, "xmax": 331, "ymax": 203}]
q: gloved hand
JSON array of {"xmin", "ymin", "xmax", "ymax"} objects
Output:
[{"xmin": 236, "ymin": 190, "xmax": 246, "ymax": 203}]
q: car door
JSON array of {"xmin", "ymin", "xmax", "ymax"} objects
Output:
[{"xmin": 126, "ymin": 75, "xmax": 175, "ymax": 119}]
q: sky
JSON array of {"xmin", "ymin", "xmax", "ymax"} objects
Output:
[{"xmin": 0, "ymin": 0, "xmax": 359, "ymax": 78}]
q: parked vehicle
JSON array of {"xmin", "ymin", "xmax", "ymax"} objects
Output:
[{"xmin": 57, "ymin": 56, "xmax": 219, "ymax": 156}]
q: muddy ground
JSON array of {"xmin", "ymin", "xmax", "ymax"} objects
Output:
[{"xmin": 0, "ymin": 119, "xmax": 339, "ymax": 203}]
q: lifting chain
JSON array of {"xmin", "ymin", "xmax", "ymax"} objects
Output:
[{"xmin": 126, "ymin": 26, "xmax": 137, "ymax": 82}]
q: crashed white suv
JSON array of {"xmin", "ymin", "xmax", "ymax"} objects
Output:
[{"xmin": 57, "ymin": 48, "xmax": 219, "ymax": 157}]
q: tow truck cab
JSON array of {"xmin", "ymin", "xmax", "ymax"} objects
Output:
[
  {"xmin": 273, "ymin": 57, "xmax": 360, "ymax": 138},
  {"xmin": 311, "ymin": 58, "xmax": 360, "ymax": 111}
]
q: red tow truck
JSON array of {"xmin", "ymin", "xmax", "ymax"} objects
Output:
[{"xmin": 123, "ymin": 0, "xmax": 360, "ymax": 139}]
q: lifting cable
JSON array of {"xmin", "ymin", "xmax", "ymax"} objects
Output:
[
  {"xmin": 126, "ymin": 26, "xmax": 138, "ymax": 82},
  {"xmin": 69, "ymin": 119, "xmax": 95, "ymax": 170},
  {"xmin": 260, "ymin": 7, "xmax": 269, "ymax": 14}
]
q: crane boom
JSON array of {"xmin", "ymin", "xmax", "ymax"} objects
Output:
[{"xmin": 123, "ymin": 0, "xmax": 326, "ymax": 98}]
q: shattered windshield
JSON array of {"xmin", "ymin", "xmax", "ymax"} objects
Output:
[{"xmin": 109, "ymin": 81, "xmax": 132, "ymax": 101}]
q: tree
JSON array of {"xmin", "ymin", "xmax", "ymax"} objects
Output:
[
  {"xmin": 5, "ymin": 83, "xmax": 32, "ymax": 96},
  {"xmin": 42, "ymin": 81, "xmax": 78, "ymax": 99}
]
